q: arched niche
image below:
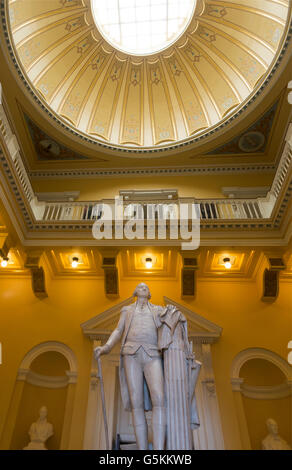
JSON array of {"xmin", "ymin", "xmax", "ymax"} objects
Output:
[
  {"xmin": 231, "ymin": 348, "xmax": 291, "ymax": 382},
  {"xmin": 2, "ymin": 342, "xmax": 78, "ymax": 450},
  {"xmin": 30, "ymin": 351, "xmax": 70, "ymax": 377},
  {"xmin": 240, "ymin": 358, "xmax": 286, "ymax": 387},
  {"xmin": 231, "ymin": 348, "xmax": 292, "ymax": 450},
  {"xmin": 18, "ymin": 341, "xmax": 78, "ymax": 375}
]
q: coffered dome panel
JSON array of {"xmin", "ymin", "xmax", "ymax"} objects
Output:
[{"xmin": 6, "ymin": 0, "xmax": 291, "ymax": 152}]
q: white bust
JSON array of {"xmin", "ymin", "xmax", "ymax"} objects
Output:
[
  {"xmin": 23, "ymin": 406, "xmax": 54, "ymax": 450},
  {"xmin": 262, "ymin": 418, "xmax": 291, "ymax": 450}
]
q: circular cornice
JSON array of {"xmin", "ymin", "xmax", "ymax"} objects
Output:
[{"xmin": 2, "ymin": 0, "xmax": 292, "ymax": 155}]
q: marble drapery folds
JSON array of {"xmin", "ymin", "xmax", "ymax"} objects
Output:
[{"xmin": 159, "ymin": 305, "xmax": 201, "ymax": 450}]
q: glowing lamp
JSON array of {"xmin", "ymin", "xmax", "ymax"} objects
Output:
[
  {"xmin": 223, "ymin": 257, "xmax": 232, "ymax": 269},
  {"xmin": 145, "ymin": 257, "xmax": 153, "ymax": 269},
  {"xmin": 1, "ymin": 257, "xmax": 8, "ymax": 268},
  {"xmin": 71, "ymin": 257, "xmax": 79, "ymax": 268}
]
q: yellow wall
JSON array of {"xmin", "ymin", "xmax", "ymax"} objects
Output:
[
  {"xmin": 0, "ymin": 264, "xmax": 291, "ymax": 449},
  {"xmin": 32, "ymin": 173, "xmax": 274, "ymax": 201}
]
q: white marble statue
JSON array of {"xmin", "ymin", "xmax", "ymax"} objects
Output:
[
  {"xmin": 23, "ymin": 406, "xmax": 54, "ymax": 450},
  {"xmin": 262, "ymin": 418, "xmax": 291, "ymax": 450},
  {"xmin": 95, "ymin": 282, "xmax": 201, "ymax": 450}
]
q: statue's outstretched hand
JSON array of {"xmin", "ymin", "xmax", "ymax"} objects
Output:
[{"xmin": 94, "ymin": 345, "xmax": 110, "ymax": 360}]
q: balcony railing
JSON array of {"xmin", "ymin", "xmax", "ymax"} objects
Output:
[
  {"xmin": 40, "ymin": 198, "xmax": 264, "ymax": 222},
  {"xmin": 271, "ymin": 138, "xmax": 292, "ymax": 199},
  {"xmin": 0, "ymin": 88, "xmax": 35, "ymax": 203}
]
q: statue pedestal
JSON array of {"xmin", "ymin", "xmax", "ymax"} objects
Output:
[{"xmin": 23, "ymin": 441, "xmax": 47, "ymax": 450}]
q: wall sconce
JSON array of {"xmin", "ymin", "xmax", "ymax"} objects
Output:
[
  {"xmin": 71, "ymin": 257, "xmax": 79, "ymax": 268},
  {"xmin": 1, "ymin": 257, "xmax": 9, "ymax": 268},
  {"xmin": 223, "ymin": 257, "xmax": 232, "ymax": 269},
  {"xmin": 145, "ymin": 257, "xmax": 153, "ymax": 269}
]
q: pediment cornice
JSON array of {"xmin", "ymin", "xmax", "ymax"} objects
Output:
[{"xmin": 81, "ymin": 295, "xmax": 222, "ymax": 344}]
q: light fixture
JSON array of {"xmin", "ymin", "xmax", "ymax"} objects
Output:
[
  {"xmin": 145, "ymin": 257, "xmax": 153, "ymax": 269},
  {"xmin": 71, "ymin": 257, "xmax": 79, "ymax": 268},
  {"xmin": 1, "ymin": 257, "xmax": 9, "ymax": 268},
  {"xmin": 223, "ymin": 257, "xmax": 232, "ymax": 269}
]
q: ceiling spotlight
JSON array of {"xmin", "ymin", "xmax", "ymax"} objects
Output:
[
  {"xmin": 145, "ymin": 257, "xmax": 153, "ymax": 269},
  {"xmin": 223, "ymin": 257, "xmax": 232, "ymax": 269},
  {"xmin": 1, "ymin": 257, "xmax": 9, "ymax": 268},
  {"xmin": 71, "ymin": 257, "xmax": 79, "ymax": 268}
]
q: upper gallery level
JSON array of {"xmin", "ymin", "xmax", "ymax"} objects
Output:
[{"xmin": 0, "ymin": 81, "xmax": 291, "ymax": 247}]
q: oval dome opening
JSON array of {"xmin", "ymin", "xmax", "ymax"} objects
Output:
[{"xmin": 91, "ymin": 0, "xmax": 196, "ymax": 56}]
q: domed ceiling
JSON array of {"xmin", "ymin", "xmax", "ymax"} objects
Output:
[{"xmin": 6, "ymin": 0, "xmax": 291, "ymax": 153}]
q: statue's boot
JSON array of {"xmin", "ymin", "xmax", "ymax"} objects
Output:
[
  {"xmin": 152, "ymin": 406, "xmax": 166, "ymax": 450},
  {"xmin": 132, "ymin": 408, "xmax": 148, "ymax": 450}
]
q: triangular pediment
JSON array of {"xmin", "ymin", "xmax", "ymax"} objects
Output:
[
  {"xmin": 81, "ymin": 297, "xmax": 134, "ymax": 340},
  {"xmin": 81, "ymin": 297, "xmax": 222, "ymax": 344}
]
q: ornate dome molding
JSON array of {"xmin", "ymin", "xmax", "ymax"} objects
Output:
[{"xmin": 3, "ymin": 0, "xmax": 292, "ymax": 154}]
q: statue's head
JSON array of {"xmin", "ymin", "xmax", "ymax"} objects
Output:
[
  {"xmin": 133, "ymin": 283, "xmax": 151, "ymax": 300},
  {"xmin": 266, "ymin": 418, "xmax": 278, "ymax": 435},
  {"xmin": 39, "ymin": 406, "xmax": 48, "ymax": 419}
]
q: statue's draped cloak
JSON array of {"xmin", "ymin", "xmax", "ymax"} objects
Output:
[{"xmin": 159, "ymin": 306, "xmax": 201, "ymax": 450}]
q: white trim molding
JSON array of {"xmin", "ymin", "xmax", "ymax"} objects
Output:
[
  {"xmin": 231, "ymin": 378, "xmax": 244, "ymax": 392},
  {"xmin": 66, "ymin": 370, "xmax": 78, "ymax": 384},
  {"xmin": 29, "ymin": 165, "xmax": 276, "ymax": 180},
  {"xmin": 231, "ymin": 347, "xmax": 292, "ymax": 397},
  {"xmin": 19, "ymin": 341, "xmax": 78, "ymax": 374},
  {"xmin": 81, "ymin": 297, "xmax": 134, "ymax": 342},
  {"xmin": 231, "ymin": 347, "xmax": 292, "ymax": 382},
  {"xmin": 16, "ymin": 370, "xmax": 76, "ymax": 388},
  {"xmin": 81, "ymin": 296, "xmax": 222, "ymax": 345},
  {"xmin": 241, "ymin": 383, "xmax": 291, "ymax": 400}
]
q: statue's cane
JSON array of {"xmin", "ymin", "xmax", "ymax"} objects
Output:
[{"xmin": 96, "ymin": 355, "xmax": 110, "ymax": 450}]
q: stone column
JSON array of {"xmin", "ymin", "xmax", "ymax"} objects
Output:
[
  {"xmin": 231, "ymin": 378, "xmax": 251, "ymax": 450},
  {"xmin": 192, "ymin": 342, "xmax": 225, "ymax": 450},
  {"xmin": 60, "ymin": 371, "xmax": 77, "ymax": 449},
  {"xmin": 83, "ymin": 340, "xmax": 101, "ymax": 449},
  {"xmin": 0, "ymin": 370, "xmax": 28, "ymax": 449}
]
